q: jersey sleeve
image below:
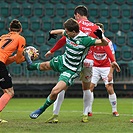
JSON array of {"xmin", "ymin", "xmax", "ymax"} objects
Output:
[
  {"xmin": 83, "ymin": 36, "xmax": 96, "ymax": 47},
  {"xmin": 109, "ymin": 41, "xmax": 115, "ymax": 54},
  {"xmin": 50, "ymin": 36, "xmax": 66, "ymax": 53},
  {"xmin": 104, "ymin": 45, "xmax": 115, "ymax": 62}
]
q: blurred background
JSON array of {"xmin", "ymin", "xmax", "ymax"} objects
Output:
[{"xmin": 0, "ymin": 0, "xmax": 133, "ymax": 98}]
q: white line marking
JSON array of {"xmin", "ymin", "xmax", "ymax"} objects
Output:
[{"xmin": 3, "ymin": 111, "xmax": 132, "ymax": 116}]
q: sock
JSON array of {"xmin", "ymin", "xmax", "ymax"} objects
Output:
[
  {"xmin": 88, "ymin": 92, "xmax": 94, "ymax": 113},
  {"xmin": 53, "ymin": 90, "xmax": 65, "ymax": 115},
  {"xmin": 0, "ymin": 93, "xmax": 12, "ymax": 112},
  {"xmin": 109, "ymin": 93, "xmax": 117, "ymax": 112},
  {"xmin": 27, "ymin": 63, "xmax": 40, "ymax": 70},
  {"xmin": 40, "ymin": 95, "xmax": 55, "ymax": 112},
  {"xmin": 83, "ymin": 90, "xmax": 93, "ymax": 115}
]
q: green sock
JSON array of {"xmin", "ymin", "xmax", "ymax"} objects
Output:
[
  {"xmin": 28, "ymin": 63, "xmax": 40, "ymax": 70},
  {"xmin": 40, "ymin": 96, "xmax": 55, "ymax": 112}
]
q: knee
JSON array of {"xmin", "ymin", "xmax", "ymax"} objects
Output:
[
  {"xmin": 51, "ymin": 89, "xmax": 58, "ymax": 96},
  {"xmin": 51, "ymin": 89, "xmax": 60, "ymax": 99}
]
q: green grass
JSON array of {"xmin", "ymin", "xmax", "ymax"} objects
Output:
[{"xmin": 0, "ymin": 98, "xmax": 133, "ymax": 133}]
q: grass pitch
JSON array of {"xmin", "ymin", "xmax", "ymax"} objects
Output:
[{"xmin": 0, "ymin": 98, "xmax": 133, "ymax": 133}]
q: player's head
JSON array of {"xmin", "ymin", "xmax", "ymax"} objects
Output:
[
  {"xmin": 74, "ymin": 5, "xmax": 88, "ymax": 20},
  {"xmin": 9, "ymin": 19, "xmax": 22, "ymax": 32},
  {"xmin": 64, "ymin": 18, "xmax": 79, "ymax": 38},
  {"xmin": 95, "ymin": 23, "xmax": 104, "ymax": 32}
]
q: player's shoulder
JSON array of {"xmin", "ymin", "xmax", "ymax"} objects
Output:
[
  {"xmin": 18, "ymin": 34, "xmax": 26, "ymax": 41},
  {"xmin": 0, "ymin": 33, "xmax": 9, "ymax": 38}
]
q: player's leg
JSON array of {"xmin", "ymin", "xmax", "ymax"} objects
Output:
[
  {"xmin": 101, "ymin": 67, "xmax": 119, "ymax": 116},
  {"xmin": 53, "ymin": 90, "xmax": 65, "ymax": 115},
  {"xmin": 88, "ymin": 83, "xmax": 95, "ymax": 114},
  {"xmin": 25, "ymin": 61, "xmax": 52, "ymax": 71},
  {"xmin": 0, "ymin": 88, "xmax": 14, "ymax": 112},
  {"xmin": 80, "ymin": 67, "xmax": 92, "ymax": 115},
  {"xmin": 45, "ymin": 90, "xmax": 65, "ymax": 123},
  {"xmin": 30, "ymin": 81, "xmax": 68, "ymax": 119},
  {"xmin": 0, "ymin": 111, "xmax": 8, "ymax": 123},
  {"xmin": 24, "ymin": 49, "xmax": 52, "ymax": 71},
  {"xmin": 88, "ymin": 67, "xmax": 101, "ymax": 116},
  {"xmin": 106, "ymin": 84, "xmax": 119, "ymax": 116},
  {"xmin": 81, "ymin": 81, "xmax": 91, "ymax": 122},
  {"xmin": 88, "ymin": 92, "xmax": 94, "ymax": 116},
  {"xmin": 0, "ymin": 62, "xmax": 14, "ymax": 112},
  {"xmin": 0, "ymin": 62, "xmax": 14, "ymax": 123},
  {"xmin": 80, "ymin": 67, "xmax": 93, "ymax": 122}
]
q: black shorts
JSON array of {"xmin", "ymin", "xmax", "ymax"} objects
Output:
[{"xmin": 0, "ymin": 61, "xmax": 12, "ymax": 89}]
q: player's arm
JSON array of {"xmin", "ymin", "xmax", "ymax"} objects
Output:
[
  {"xmin": 5, "ymin": 55, "xmax": 16, "ymax": 65},
  {"xmin": 108, "ymin": 55, "xmax": 120, "ymax": 82},
  {"xmin": 50, "ymin": 29, "xmax": 65, "ymax": 36},
  {"xmin": 15, "ymin": 50, "xmax": 25, "ymax": 64},
  {"xmin": 45, "ymin": 36, "xmax": 66, "ymax": 58},
  {"xmin": 105, "ymin": 45, "xmax": 115, "ymax": 62},
  {"xmin": 104, "ymin": 43, "xmax": 117, "ymax": 81},
  {"xmin": 104, "ymin": 44, "xmax": 120, "ymax": 82},
  {"xmin": 45, "ymin": 29, "xmax": 65, "ymax": 57},
  {"xmin": 15, "ymin": 36, "xmax": 26, "ymax": 64}
]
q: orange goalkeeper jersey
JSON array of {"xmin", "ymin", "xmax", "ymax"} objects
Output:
[{"xmin": 0, "ymin": 31, "xmax": 26, "ymax": 63}]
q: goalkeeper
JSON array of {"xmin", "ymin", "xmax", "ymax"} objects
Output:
[
  {"xmin": 24, "ymin": 18, "xmax": 120, "ymax": 121},
  {"xmin": 0, "ymin": 19, "xmax": 26, "ymax": 123}
]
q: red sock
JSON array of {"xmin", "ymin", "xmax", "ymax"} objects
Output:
[{"xmin": 0, "ymin": 93, "xmax": 12, "ymax": 112}]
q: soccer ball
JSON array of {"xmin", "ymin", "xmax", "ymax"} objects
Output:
[{"xmin": 24, "ymin": 46, "xmax": 39, "ymax": 61}]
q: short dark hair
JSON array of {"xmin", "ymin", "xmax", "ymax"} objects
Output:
[
  {"xmin": 95, "ymin": 23, "xmax": 104, "ymax": 30},
  {"xmin": 74, "ymin": 5, "xmax": 88, "ymax": 17},
  {"xmin": 63, "ymin": 18, "xmax": 79, "ymax": 33},
  {"xmin": 10, "ymin": 19, "xmax": 22, "ymax": 32}
]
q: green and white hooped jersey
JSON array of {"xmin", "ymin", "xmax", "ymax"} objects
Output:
[{"xmin": 63, "ymin": 31, "xmax": 96, "ymax": 72}]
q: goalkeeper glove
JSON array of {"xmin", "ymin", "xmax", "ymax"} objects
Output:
[
  {"xmin": 48, "ymin": 30, "xmax": 57, "ymax": 41},
  {"xmin": 94, "ymin": 29, "xmax": 103, "ymax": 39}
]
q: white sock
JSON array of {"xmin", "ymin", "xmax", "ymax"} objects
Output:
[
  {"xmin": 88, "ymin": 92, "xmax": 94, "ymax": 113},
  {"xmin": 83, "ymin": 90, "xmax": 93, "ymax": 115},
  {"xmin": 109, "ymin": 93, "xmax": 117, "ymax": 112},
  {"xmin": 53, "ymin": 90, "xmax": 65, "ymax": 115}
]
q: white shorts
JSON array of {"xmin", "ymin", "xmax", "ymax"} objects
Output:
[
  {"xmin": 80, "ymin": 67, "xmax": 92, "ymax": 82},
  {"xmin": 91, "ymin": 67, "xmax": 113, "ymax": 85}
]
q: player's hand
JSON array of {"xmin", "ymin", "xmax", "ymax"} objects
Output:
[
  {"xmin": 94, "ymin": 29, "xmax": 103, "ymax": 39},
  {"xmin": 45, "ymin": 50, "xmax": 54, "ymax": 58},
  {"xmin": 48, "ymin": 30, "xmax": 57, "ymax": 41},
  {"xmin": 111, "ymin": 61, "xmax": 121, "ymax": 72},
  {"xmin": 83, "ymin": 59, "xmax": 94, "ymax": 67}
]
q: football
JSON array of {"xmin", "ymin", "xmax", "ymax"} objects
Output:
[{"xmin": 24, "ymin": 46, "xmax": 39, "ymax": 61}]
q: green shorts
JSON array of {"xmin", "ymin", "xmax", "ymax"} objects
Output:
[{"xmin": 50, "ymin": 55, "xmax": 79, "ymax": 86}]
